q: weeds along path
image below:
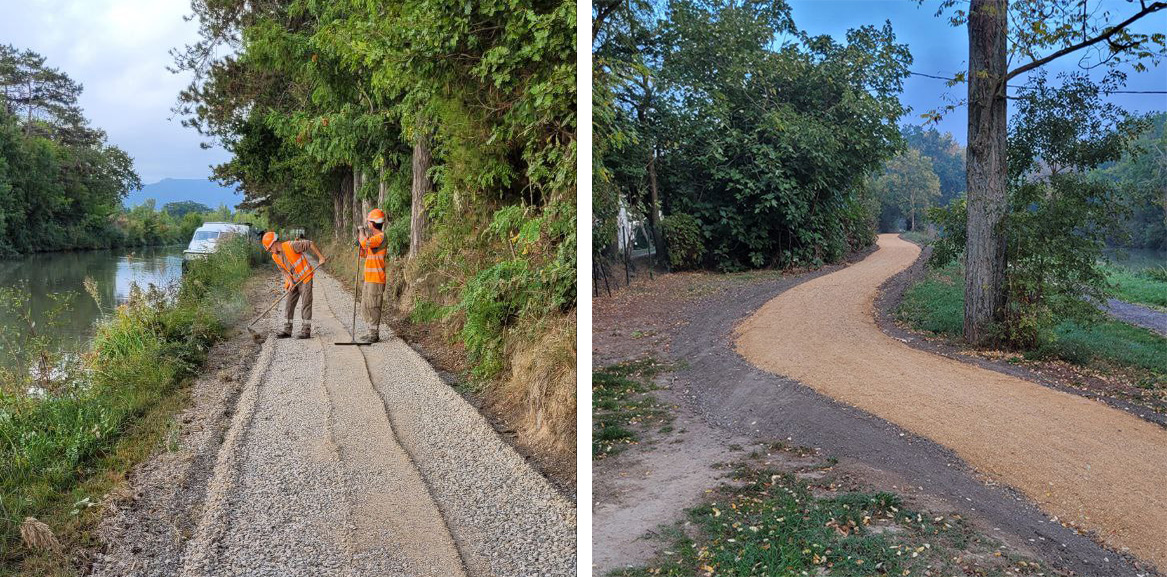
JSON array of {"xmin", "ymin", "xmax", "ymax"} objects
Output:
[
  {"xmin": 736, "ymin": 234, "xmax": 1167, "ymax": 570},
  {"xmin": 178, "ymin": 270, "xmax": 576, "ymax": 577}
]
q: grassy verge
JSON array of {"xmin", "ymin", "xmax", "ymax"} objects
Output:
[
  {"xmin": 613, "ymin": 450, "xmax": 1063, "ymax": 577},
  {"xmin": 1103, "ymin": 265, "xmax": 1167, "ymax": 310},
  {"xmin": 897, "ymin": 264, "xmax": 1167, "ymax": 383},
  {"xmin": 593, "ymin": 358, "xmax": 672, "ymax": 458},
  {"xmin": 0, "ymin": 238, "xmax": 262, "ymax": 575}
]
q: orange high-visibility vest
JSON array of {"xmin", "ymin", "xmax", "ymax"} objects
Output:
[
  {"xmin": 360, "ymin": 232, "xmax": 387, "ymax": 284},
  {"xmin": 272, "ymin": 241, "xmax": 314, "ymax": 288}
]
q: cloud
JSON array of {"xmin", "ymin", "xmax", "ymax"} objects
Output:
[{"xmin": 0, "ymin": 0, "xmax": 230, "ymax": 182}]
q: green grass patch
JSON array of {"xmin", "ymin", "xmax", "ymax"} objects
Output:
[
  {"xmin": 0, "ymin": 237, "xmax": 261, "ymax": 573},
  {"xmin": 593, "ymin": 358, "xmax": 672, "ymax": 458},
  {"xmin": 899, "ymin": 264, "xmax": 1167, "ymax": 382},
  {"xmin": 900, "ymin": 230, "xmax": 935, "ymax": 246},
  {"xmin": 1104, "ymin": 265, "xmax": 1167, "ymax": 309},
  {"xmin": 612, "ymin": 463, "xmax": 1056, "ymax": 577}
]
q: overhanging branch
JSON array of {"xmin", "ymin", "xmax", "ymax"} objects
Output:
[{"xmin": 1005, "ymin": 1, "xmax": 1167, "ymax": 81}]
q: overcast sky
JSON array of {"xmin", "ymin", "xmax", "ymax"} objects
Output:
[{"xmin": 0, "ymin": 0, "xmax": 230, "ymax": 184}]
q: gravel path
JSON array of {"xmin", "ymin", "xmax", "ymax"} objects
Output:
[
  {"xmin": 176, "ymin": 269, "xmax": 575, "ymax": 576},
  {"xmin": 737, "ymin": 234, "xmax": 1167, "ymax": 571},
  {"xmin": 1105, "ymin": 298, "xmax": 1167, "ymax": 336}
]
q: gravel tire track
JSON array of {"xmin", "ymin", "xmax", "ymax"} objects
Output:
[
  {"xmin": 315, "ymin": 273, "xmax": 577, "ymax": 577},
  {"xmin": 737, "ymin": 234, "xmax": 1167, "ymax": 571},
  {"xmin": 1105, "ymin": 298, "xmax": 1167, "ymax": 336}
]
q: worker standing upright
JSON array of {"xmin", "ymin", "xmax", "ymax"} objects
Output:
[
  {"xmin": 357, "ymin": 209, "xmax": 388, "ymax": 343},
  {"xmin": 263, "ymin": 231, "xmax": 327, "ymax": 339}
]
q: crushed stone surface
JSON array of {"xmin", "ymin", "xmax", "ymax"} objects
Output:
[
  {"xmin": 736, "ymin": 234, "xmax": 1167, "ymax": 570},
  {"xmin": 93, "ymin": 270, "xmax": 575, "ymax": 577}
]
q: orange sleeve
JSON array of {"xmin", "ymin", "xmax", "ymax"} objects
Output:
[{"xmin": 360, "ymin": 233, "xmax": 384, "ymax": 250}]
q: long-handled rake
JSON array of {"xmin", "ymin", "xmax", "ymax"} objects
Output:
[
  {"xmin": 245, "ymin": 262, "xmax": 320, "ymax": 343},
  {"xmin": 334, "ymin": 245, "xmax": 370, "ymax": 346}
]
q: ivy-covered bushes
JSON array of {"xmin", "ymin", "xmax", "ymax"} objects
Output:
[
  {"xmin": 662, "ymin": 212, "xmax": 704, "ymax": 270},
  {"xmin": 594, "ymin": 0, "xmax": 908, "ymax": 272}
]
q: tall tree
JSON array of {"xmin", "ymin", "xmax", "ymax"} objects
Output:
[{"xmin": 935, "ymin": 0, "xmax": 1167, "ymax": 344}]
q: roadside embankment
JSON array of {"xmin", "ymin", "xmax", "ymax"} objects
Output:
[{"xmin": 320, "ymin": 234, "xmax": 577, "ymax": 495}]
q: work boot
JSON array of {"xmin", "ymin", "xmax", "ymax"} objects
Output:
[
  {"xmin": 297, "ymin": 324, "xmax": 312, "ymax": 339},
  {"xmin": 275, "ymin": 323, "xmax": 293, "ymax": 339},
  {"xmin": 360, "ymin": 330, "xmax": 379, "ymax": 344}
]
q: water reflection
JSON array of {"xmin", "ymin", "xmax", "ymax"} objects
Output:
[{"xmin": 0, "ymin": 246, "xmax": 184, "ymax": 360}]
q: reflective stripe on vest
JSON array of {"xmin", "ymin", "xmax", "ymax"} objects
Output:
[
  {"xmin": 273, "ymin": 241, "xmax": 313, "ymax": 286},
  {"xmin": 362, "ymin": 233, "xmax": 387, "ymax": 284}
]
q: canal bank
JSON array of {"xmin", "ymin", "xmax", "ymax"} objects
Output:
[{"xmin": 0, "ymin": 239, "xmax": 264, "ymax": 575}]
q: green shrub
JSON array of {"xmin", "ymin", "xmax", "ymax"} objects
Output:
[
  {"xmin": 662, "ymin": 212, "xmax": 704, "ymax": 270},
  {"xmin": 461, "ymin": 259, "xmax": 533, "ymax": 379}
]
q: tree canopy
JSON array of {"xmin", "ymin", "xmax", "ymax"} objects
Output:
[{"xmin": 595, "ymin": 0, "xmax": 912, "ymax": 271}]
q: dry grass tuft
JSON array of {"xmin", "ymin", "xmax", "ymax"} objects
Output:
[
  {"xmin": 20, "ymin": 517, "xmax": 61, "ymax": 553},
  {"xmin": 499, "ymin": 316, "xmax": 577, "ymax": 456}
]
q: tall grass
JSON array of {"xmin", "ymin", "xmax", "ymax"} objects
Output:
[{"xmin": 0, "ymin": 237, "xmax": 260, "ymax": 573}]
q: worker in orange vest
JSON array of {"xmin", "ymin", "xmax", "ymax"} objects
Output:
[
  {"xmin": 357, "ymin": 208, "xmax": 387, "ymax": 343},
  {"xmin": 262, "ymin": 231, "xmax": 327, "ymax": 339}
]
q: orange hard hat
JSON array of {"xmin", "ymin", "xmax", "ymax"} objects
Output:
[
  {"xmin": 367, "ymin": 208, "xmax": 386, "ymax": 224},
  {"xmin": 262, "ymin": 231, "xmax": 278, "ymax": 250}
]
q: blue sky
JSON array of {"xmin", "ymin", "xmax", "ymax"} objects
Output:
[
  {"xmin": 0, "ymin": 0, "xmax": 230, "ymax": 183},
  {"xmin": 788, "ymin": 0, "xmax": 1167, "ymax": 143}
]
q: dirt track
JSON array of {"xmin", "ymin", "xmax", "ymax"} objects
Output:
[{"xmin": 736, "ymin": 234, "xmax": 1167, "ymax": 570}]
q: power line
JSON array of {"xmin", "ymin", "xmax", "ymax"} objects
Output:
[{"xmin": 907, "ymin": 71, "xmax": 1167, "ymax": 94}]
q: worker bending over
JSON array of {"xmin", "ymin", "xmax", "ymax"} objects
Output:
[
  {"xmin": 358, "ymin": 209, "xmax": 388, "ymax": 343},
  {"xmin": 263, "ymin": 231, "xmax": 326, "ymax": 339}
]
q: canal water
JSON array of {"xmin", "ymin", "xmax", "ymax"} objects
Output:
[
  {"xmin": 0, "ymin": 246, "xmax": 185, "ymax": 363},
  {"xmin": 1106, "ymin": 247, "xmax": 1167, "ymax": 271}
]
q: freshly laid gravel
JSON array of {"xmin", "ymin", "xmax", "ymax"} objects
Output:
[
  {"xmin": 316, "ymin": 274, "xmax": 577, "ymax": 577},
  {"xmin": 162, "ymin": 269, "xmax": 575, "ymax": 577}
]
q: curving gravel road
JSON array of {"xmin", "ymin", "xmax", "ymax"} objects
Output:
[
  {"xmin": 176, "ymin": 270, "xmax": 576, "ymax": 576},
  {"xmin": 736, "ymin": 234, "xmax": 1167, "ymax": 571}
]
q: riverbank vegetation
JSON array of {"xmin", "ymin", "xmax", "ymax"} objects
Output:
[
  {"xmin": 171, "ymin": 1, "xmax": 576, "ymax": 458},
  {"xmin": 0, "ymin": 238, "xmax": 260, "ymax": 574},
  {"xmin": 898, "ymin": 262, "xmax": 1167, "ymax": 386},
  {"xmin": 594, "ymin": 0, "xmax": 910, "ymax": 272}
]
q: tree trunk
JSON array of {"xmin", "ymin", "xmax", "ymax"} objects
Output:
[
  {"xmin": 333, "ymin": 175, "xmax": 346, "ymax": 241},
  {"xmin": 378, "ymin": 167, "xmax": 386, "ymax": 209},
  {"xmin": 352, "ymin": 168, "xmax": 363, "ymax": 230},
  {"xmin": 647, "ymin": 148, "xmax": 666, "ymax": 267},
  {"xmin": 964, "ymin": 0, "xmax": 1009, "ymax": 345},
  {"xmin": 410, "ymin": 131, "xmax": 432, "ymax": 259}
]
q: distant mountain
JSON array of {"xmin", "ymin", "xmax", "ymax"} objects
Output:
[{"xmin": 125, "ymin": 178, "xmax": 242, "ymax": 210}]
